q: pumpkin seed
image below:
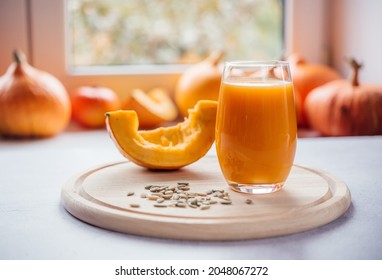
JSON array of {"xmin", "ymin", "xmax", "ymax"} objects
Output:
[
  {"xmin": 130, "ymin": 203, "xmax": 140, "ymax": 208},
  {"xmin": 126, "ymin": 191, "xmax": 135, "ymax": 196},
  {"xmin": 200, "ymin": 205, "xmax": 210, "ymax": 210},
  {"xmin": 245, "ymin": 199, "xmax": 253, "ymax": 205},
  {"xmin": 196, "ymin": 192, "xmax": 207, "ymax": 197},
  {"xmin": 154, "ymin": 204, "xmax": 168, "ymax": 208},
  {"xmin": 176, "ymin": 202, "xmax": 186, "ymax": 208},
  {"xmin": 188, "ymin": 197, "xmax": 198, "ymax": 205},
  {"xmin": 220, "ymin": 200, "xmax": 232, "ymax": 205},
  {"xmin": 156, "ymin": 197, "xmax": 165, "ymax": 203}
]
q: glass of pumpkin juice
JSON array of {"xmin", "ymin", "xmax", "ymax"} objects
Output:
[{"xmin": 216, "ymin": 61, "xmax": 297, "ymax": 194}]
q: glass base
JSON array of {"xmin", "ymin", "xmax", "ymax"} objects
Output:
[{"xmin": 229, "ymin": 182, "xmax": 284, "ymax": 194}]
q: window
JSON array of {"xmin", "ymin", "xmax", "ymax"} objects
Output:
[
  {"xmin": 67, "ymin": 0, "xmax": 284, "ymax": 69},
  {"xmin": 0, "ymin": 0, "xmax": 328, "ymax": 94}
]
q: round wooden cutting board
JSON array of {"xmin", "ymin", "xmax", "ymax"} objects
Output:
[{"xmin": 61, "ymin": 156, "xmax": 351, "ymax": 241}]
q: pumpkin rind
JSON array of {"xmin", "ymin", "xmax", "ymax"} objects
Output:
[
  {"xmin": 305, "ymin": 80, "xmax": 382, "ymax": 136},
  {"xmin": 288, "ymin": 53, "xmax": 341, "ymax": 126},
  {"xmin": 106, "ymin": 100, "xmax": 217, "ymax": 169}
]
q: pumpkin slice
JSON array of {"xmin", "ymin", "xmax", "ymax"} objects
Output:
[
  {"xmin": 122, "ymin": 88, "xmax": 178, "ymax": 128},
  {"xmin": 106, "ymin": 100, "xmax": 217, "ymax": 170}
]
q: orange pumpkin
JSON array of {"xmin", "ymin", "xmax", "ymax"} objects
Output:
[
  {"xmin": 305, "ymin": 58, "xmax": 382, "ymax": 136},
  {"xmin": 293, "ymin": 88, "xmax": 303, "ymax": 125},
  {"xmin": 288, "ymin": 53, "xmax": 341, "ymax": 126},
  {"xmin": 0, "ymin": 50, "xmax": 71, "ymax": 138},
  {"xmin": 175, "ymin": 51, "xmax": 223, "ymax": 117},
  {"xmin": 70, "ymin": 86, "xmax": 121, "ymax": 129}
]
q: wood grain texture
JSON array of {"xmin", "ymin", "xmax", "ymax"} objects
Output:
[{"xmin": 61, "ymin": 156, "xmax": 351, "ymax": 240}]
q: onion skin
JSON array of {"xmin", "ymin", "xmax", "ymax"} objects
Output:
[{"xmin": 0, "ymin": 50, "xmax": 71, "ymax": 138}]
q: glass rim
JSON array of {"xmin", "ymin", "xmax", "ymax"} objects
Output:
[{"xmin": 224, "ymin": 60, "xmax": 289, "ymax": 67}]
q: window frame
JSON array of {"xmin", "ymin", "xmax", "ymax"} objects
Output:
[{"xmin": 0, "ymin": 0, "xmax": 329, "ymax": 95}]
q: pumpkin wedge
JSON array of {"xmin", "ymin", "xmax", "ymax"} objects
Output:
[
  {"xmin": 106, "ymin": 100, "xmax": 217, "ymax": 170},
  {"xmin": 122, "ymin": 88, "xmax": 178, "ymax": 128}
]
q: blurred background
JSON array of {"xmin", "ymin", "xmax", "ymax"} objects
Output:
[
  {"xmin": 1, "ymin": 0, "xmax": 381, "ymax": 135},
  {"xmin": 1, "ymin": 0, "xmax": 381, "ymax": 93}
]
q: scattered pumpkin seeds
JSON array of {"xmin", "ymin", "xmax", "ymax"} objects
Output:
[{"xmin": 136, "ymin": 182, "xmax": 238, "ymax": 210}]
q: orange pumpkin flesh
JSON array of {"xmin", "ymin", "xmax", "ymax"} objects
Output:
[
  {"xmin": 122, "ymin": 88, "xmax": 178, "ymax": 128},
  {"xmin": 305, "ymin": 59, "xmax": 382, "ymax": 136},
  {"xmin": 106, "ymin": 100, "xmax": 217, "ymax": 170}
]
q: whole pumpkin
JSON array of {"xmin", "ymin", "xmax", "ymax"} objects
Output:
[
  {"xmin": 70, "ymin": 86, "xmax": 120, "ymax": 128},
  {"xmin": 305, "ymin": 58, "xmax": 382, "ymax": 136},
  {"xmin": 175, "ymin": 51, "xmax": 223, "ymax": 117},
  {"xmin": 0, "ymin": 50, "xmax": 71, "ymax": 138},
  {"xmin": 288, "ymin": 53, "xmax": 341, "ymax": 126}
]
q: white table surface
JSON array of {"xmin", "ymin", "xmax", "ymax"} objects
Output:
[{"xmin": 1, "ymin": 129, "xmax": 381, "ymax": 260}]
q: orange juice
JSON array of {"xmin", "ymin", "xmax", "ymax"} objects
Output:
[{"xmin": 216, "ymin": 80, "xmax": 297, "ymax": 186}]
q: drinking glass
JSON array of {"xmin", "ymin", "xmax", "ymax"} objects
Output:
[{"xmin": 215, "ymin": 61, "xmax": 297, "ymax": 194}]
